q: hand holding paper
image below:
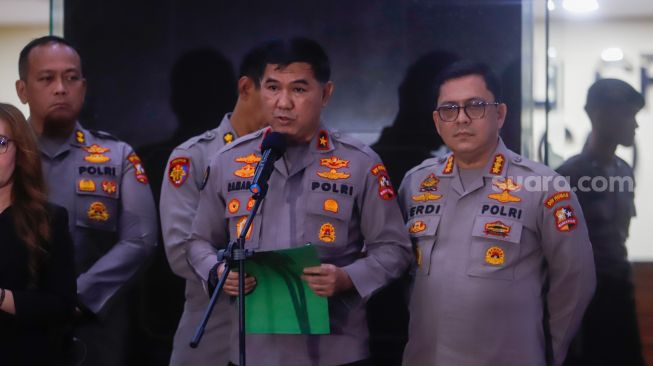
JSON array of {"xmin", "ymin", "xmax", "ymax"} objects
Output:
[
  {"xmin": 302, "ymin": 264, "xmax": 353, "ymax": 297},
  {"xmin": 217, "ymin": 262, "xmax": 257, "ymax": 296}
]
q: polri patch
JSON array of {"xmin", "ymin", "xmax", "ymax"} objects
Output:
[
  {"xmin": 323, "ymin": 198, "xmax": 339, "ymax": 213},
  {"xmin": 371, "ymin": 164, "xmax": 395, "ymax": 200},
  {"xmin": 228, "ymin": 198, "xmax": 240, "ymax": 214},
  {"xmin": 409, "ymin": 220, "xmax": 426, "ymax": 234},
  {"xmin": 87, "ymin": 201, "xmax": 109, "ymax": 222},
  {"xmin": 319, "ymin": 223, "xmax": 336, "ymax": 243},
  {"xmin": 128, "ymin": 153, "xmax": 149, "ymax": 184},
  {"xmin": 485, "ymin": 246, "xmax": 505, "ymax": 265},
  {"xmin": 168, "ymin": 157, "xmax": 190, "ymax": 188},
  {"xmin": 483, "ymin": 220, "xmax": 511, "ymax": 238},
  {"xmin": 554, "ymin": 205, "xmax": 577, "ymax": 232},
  {"xmin": 102, "ymin": 180, "xmax": 117, "ymax": 195},
  {"xmin": 544, "ymin": 191, "xmax": 570, "ymax": 209},
  {"xmin": 78, "ymin": 179, "xmax": 96, "ymax": 192}
]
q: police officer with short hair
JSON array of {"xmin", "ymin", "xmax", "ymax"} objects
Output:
[
  {"xmin": 558, "ymin": 79, "xmax": 645, "ymax": 366},
  {"xmin": 160, "ymin": 45, "xmax": 269, "ymax": 366},
  {"xmin": 398, "ymin": 61, "xmax": 595, "ymax": 366},
  {"xmin": 15, "ymin": 35, "xmax": 157, "ymax": 366},
  {"xmin": 186, "ymin": 38, "xmax": 412, "ymax": 366}
]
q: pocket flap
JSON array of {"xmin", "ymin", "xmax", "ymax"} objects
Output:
[{"xmin": 471, "ymin": 216, "xmax": 523, "ymax": 244}]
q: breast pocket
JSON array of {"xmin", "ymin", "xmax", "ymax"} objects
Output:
[
  {"xmin": 466, "ymin": 216, "xmax": 523, "ymax": 281},
  {"xmin": 406, "ymin": 215, "xmax": 440, "ymax": 276},
  {"xmin": 304, "ymin": 194, "xmax": 354, "ymax": 257},
  {"xmin": 225, "ymin": 192, "xmax": 262, "ymax": 249},
  {"xmin": 75, "ymin": 177, "xmax": 120, "ymax": 232}
]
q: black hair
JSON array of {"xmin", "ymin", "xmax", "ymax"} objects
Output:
[
  {"xmin": 240, "ymin": 37, "xmax": 331, "ymax": 87},
  {"xmin": 433, "ymin": 60, "xmax": 502, "ymax": 104},
  {"xmin": 585, "ymin": 78, "xmax": 645, "ymax": 111},
  {"xmin": 18, "ymin": 35, "xmax": 81, "ymax": 80}
]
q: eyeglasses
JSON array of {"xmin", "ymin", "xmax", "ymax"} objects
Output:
[
  {"xmin": 435, "ymin": 101, "xmax": 500, "ymax": 122},
  {"xmin": 0, "ymin": 136, "xmax": 13, "ymax": 154}
]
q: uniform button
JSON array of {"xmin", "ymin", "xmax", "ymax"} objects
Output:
[
  {"xmin": 205, "ymin": 132, "xmax": 215, "ymax": 139},
  {"xmin": 513, "ymin": 156, "xmax": 522, "ymax": 163}
]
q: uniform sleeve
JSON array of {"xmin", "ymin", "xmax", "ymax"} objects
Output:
[
  {"xmin": 13, "ymin": 205, "xmax": 77, "ymax": 326},
  {"xmin": 341, "ymin": 159, "xmax": 412, "ymax": 300},
  {"xmin": 160, "ymin": 148, "xmax": 203, "ymax": 280},
  {"xmin": 76, "ymin": 148, "xmax": 158, "ymax": 315},
  {"xmin": 539, "ymin": 186, "xmax": 596, "ymax": 366},
  {"xmin": 186, "ymin": 154, "xmax": 229, "ymax": 285}
]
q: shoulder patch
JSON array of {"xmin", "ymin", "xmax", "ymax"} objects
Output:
[
  {"xmin": 168, "ymin": 157, "xmax": 190, "ymax": 188},
  {"xmin": 177, "ymin": 128, "xmax": 220, "ymax": 150},
  {"xmin": 370, "ymin": 163, "xmax": 396, "ymax": 200},
  {"xmin": 89, "ymin": 129, "xmax": 119, "ymax": 141},
  {"xmin": 127, "ymin": 152, "xmax": 149, "ymax": 184}
]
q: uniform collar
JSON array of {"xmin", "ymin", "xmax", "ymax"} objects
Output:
[
  {"xmin": 37, "ymin": 121, "xmax": 86, "ymax": 159},
  {"xmin": 268, "ymin": 124, "xmax": 332, "ymax": 178}
]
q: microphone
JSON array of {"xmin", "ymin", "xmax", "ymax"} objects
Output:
[{"xmin": 249, "ymin": 132, "xmax": 287, "ymax": 198}]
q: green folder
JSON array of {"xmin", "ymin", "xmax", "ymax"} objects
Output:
[{"xmin": 242, "ymin": 244, "xmax": 330, "ymax": 334}]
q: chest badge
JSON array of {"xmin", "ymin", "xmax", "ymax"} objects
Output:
[
  {"xmin": 128, "ymin": 153, "xmax": 149, "ymax": 184},
  {"xmin": 409, "ymin": 220, "xmax": 426, "ymax": 234},
  {"xmin": 319, "ymin": 223, "xmax": 336, "ymax": 243},
  {"xmin": 317, "ymin": 156, "xmax": 350, "ymax": 180},
  {"xmin": 83, "ymin": 144, "xmax": 111, "ymax": 163},
  {"xmin": 228, "ymin": 198, "xmax": 240, "ymax": 214},
  {"xmin": 78, "ymin": 179, "xmax": 96, "ymax": 192},
  {"xmin": 488, "ymin": 178, "xmax": 522, "ymax": 203},
  {"xmin": 236, "ymin": 216, "xmax": 253, "ymax": 240},
  {"xmin": 102, "ymin": 180, "xmax": 117, "ymax": 195},
  {"xmin": 87, "ymin": 201, "xmax": 110, "ymax": 222},
  {"xmin": 246, "ymin": 196, "xmax": 256, "ymax": 211},
  {"xmin": 168, "ymin": 157, "xmax": 190, "ymax": 188},
  {"xmin": 323, "ymin": 199, "xmax": 339, "ymax": 213},
  {"xmin": 485, "ymin": 246, "xmax": 505, "ymax": 265},
  {"xmin": 234, "ymin": 153, "xmax": 261, "ymax": 178},
  {"xmin": 484, "ymin": 221, "xmax": 511, "ymax": 238},
  {"xmin": 412, "ymin": 173, "xmax": 442, "ymax": 202}
]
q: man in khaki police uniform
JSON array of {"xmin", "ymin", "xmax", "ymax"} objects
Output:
[
  {"xmin": 399, "ymin": 61, "xmax": 595, "ymax": 366},
  {"xmin": 186, "ymin": 38, "xmax": 412, "ymax": 366},
  {"xmin": 16, "ymin": 36, "xmax": 157, "ymax": 366},
  {"xmin": 160, "ymin": 45, "xmax": 269, "ymax": 365}
]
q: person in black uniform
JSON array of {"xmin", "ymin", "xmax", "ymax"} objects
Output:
[
  {"xmin": 0, "ymin": 102, "xmax": 77, "ymax": 366},
  {"xmin": 558, "ymin": 78, "xmax": 645, "ymax": 366}
]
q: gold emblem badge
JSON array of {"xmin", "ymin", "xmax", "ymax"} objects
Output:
[
  {"xmin": 318, "ymin": 223, "xmax": 336, "ymax": 243},
  {"xmin": 485, "ymin": 246, "xmax": 505, "ymax": 265},
  {"xmin": 102, "ymin": 180, "xmax": 117, "ymax": 195},
  {"xmin": 75, "ymin": 130, "xmax": 85, "ymax": 144},
  {"xmin": 168, "ymin": 157, "xmax": 190, "ymax": 188},
  {"xmin": 83, "ymin": 144, "xmax": 111, "ymax": 163},
  {"xmin": 317, "ymin": 130, "xmax": 330, "ymax": 150},
  {"xmin": 323, "ymin": 199, "xmax": 339, "ymax": 213},
  {"xmin": 488, "ymin": 178, "xmax": 522, "ymax": 203},
  {"xmin": 490, "ymin": 154, "xmax": 505, "ymax": 175},
  {"xmin": 317, "ymin": 156, "xmax": 351, "ymax": 180},
  {"xmin": 409, "ymin": 220, "xmax": 426, "ymax": 234},
  {"xmin": 128, "ymin": 153, "xmax": 148, "ymax": 184},
  {"xmin": 544, "ymin": 191, "xmax": 571, "ymax": 209},
  {"xmin": 442, "ymin": 155, "xmax": 455, "ymax": 174},
  {"xmin": 234, "ymin": 153, "xmax": 261, "ymax": 178},
  {"xmin": 411, "ymin": 193, "xmax": 442, "ymax": 202},
  {"xmin": 246, "ymin": 197, "xmax": 255, "ymax": 211},
  {"xmin": 370, "ymin": 164, "xmax": 395, "ymax": 201},
  {"xmin": 484, "ymin": 221, "xmax": 511, "ymax": 237},
  {"xmin": 87, "ymin": 201, "xmax": 109, "ymax": 222},
  {"xmin": 412, "ymin": 173, "xmax": 442, "ymax": 201},
  {"xmin": 78, "ymin": 179, "xmax": 96, "ymax": 192},
  {"xmin": 228, "ymin": 198, "xmax": 240, "ymax": 214},
  {"xmin": 554, "ymin": 205, "xmax": 578, "ymax": 232},
  {"xmin": 236, "ymin": 216, "xmax": 253, "ymax": 240},
  {"xmin": 223, "ymin": 132, "xmax": 234, "ymax": 144}
]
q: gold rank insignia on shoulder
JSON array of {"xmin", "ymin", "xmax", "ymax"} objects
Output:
[
  {"xmin": 236, "ymin": 216, "xmax": 253, "ymax": 240},
  {"xmin": 128, "ymin": 153, "xmax": 149, "ymax": 184},
  {"xmin": 371, "ymin": 164, "xmax": 396, "ymax": 201},
  {"xmin": 87, "ymin": 201, "xmax": 109, "ymax": 222},
  {"xmin": 544, "ymin": 191, "xmax": 570, "ymax": 209},
  {"xmin": 317, "ymin": 156, "xmax": 350, "ymax": 180},
  {"xmin": 78, "ymin": 179, "xmax": 96, "ymax": 192},
  {"xmin": 317, "ymin": 130, "xmax": 330, "ymax": 150},
  {"xmin": 319, "ymin": 223, "xmax": 336, "ymax": 243},
  {"xmin": 228, "ymin": 198, "xmax": 240, "ymax": 214},
  {"xmin": 168, "ymin": 157, "xmax": 190, "ymax": 188},
  {"xmin": 485, "ymin": 246, "xmax": 505, "ymax": 265},
  {"xmin": 409, "ymin": 220, "xmax": 426, "ymax": 234},
  {"xmin": 234, "ymin": 153, "xmax": 261, "ymax": 178},
  {"xmin": 75, "ymin": 130, "xmax": 86, "ymax": 144},
  {"xmin": 223, "ymin": 132, "xmax": 234, "ymax": 144},
  {"xmin": 442, "ymin": 155, "xmax": 455, "ymax": 174},
  {"xmin": 83, "ymin": 144, "xmax": 111, "ymax": 163},
  {"xmin": 323, "ymin": 198, "xmax": 339, "ymax": 213},
  {"xmin": 483, "ymin": 221, "xmax": 511, "ymax": 238},
  {"xmin": 490, "ymin": 154, "xmax": 505, "ymax": 175},
  {"xmin": 412, "ymin": 173, "xmax": 442, "ymax": 202},
  {"xmin": 488, "ymin": 177, "xmax": 522, "ymax": 203},
  {"xmin": 102, "ymin": 180, "xmax": 117, "ymax": 195},
  {"xmin": 554, "ymin": 205, "xmax": 578, "ymax": 232}
]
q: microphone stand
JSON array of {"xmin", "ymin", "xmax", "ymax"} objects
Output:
[{"xmin": 190, "ymin": 181, "xmax": 269, "ymax": 366}]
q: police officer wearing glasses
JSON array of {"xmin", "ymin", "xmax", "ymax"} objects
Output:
[{"xmin": 398, "ymin": 61, "xmax": 596, "ymax": 366}]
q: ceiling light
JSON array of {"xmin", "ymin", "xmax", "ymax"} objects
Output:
[
  {"xmin": 601, "ymin": 47, "xmax": 624, "ymax": 62},
  {"xmin": 562, "ymin": 0, "xmax": 599, "ymax": 13},
  {"xmin": 548, "ymin": 0, "xmax": 556, "ymax": 11}
]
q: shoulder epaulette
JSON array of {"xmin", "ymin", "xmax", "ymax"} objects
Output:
[
  {"xmin": 404, "ymin": 156, "xmax": 442, "ymax": 177},
  {"xmin": 221, "ymin": 128, "xmax": 265, "ymax": 153},
  {"xmin": 88, "ymin": 129, "xmax": 120, "ymax": 141},
  {"xmin": 177, "ymin": 128, "xmax": 219, "ymax": 150}
]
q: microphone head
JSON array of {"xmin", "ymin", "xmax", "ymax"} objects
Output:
[{"xmin": 261, "ymin": 131, "xmax": 287, "ymax": 156}]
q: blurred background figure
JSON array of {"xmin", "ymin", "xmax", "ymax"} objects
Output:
[
  {"xmin": 0, "ymin": 102, "xmax": 77, "ymax": 366},
  {"xmin": 558, "ymin": 78, "xmax": 645, "ymax": 366}
]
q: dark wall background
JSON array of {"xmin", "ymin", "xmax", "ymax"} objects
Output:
[{"xmin": 64, "ymin": 0, "xmax": 522, "ymax": 151}]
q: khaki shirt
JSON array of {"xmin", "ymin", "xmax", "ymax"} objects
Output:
[
  {"xmin": 187, "ymin": 126, "xmax": 412, "ymax": 365},
  {"xmin": 399, "ymin": 138, "xmax": 595, "ymax": 366},
  {"xmin": 38, "ymin": 122, "xmax": 157, "ymax": 314},
  {"xmin": 160, "ymin": 114, "xmax": 238, "ymax": 365}
]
